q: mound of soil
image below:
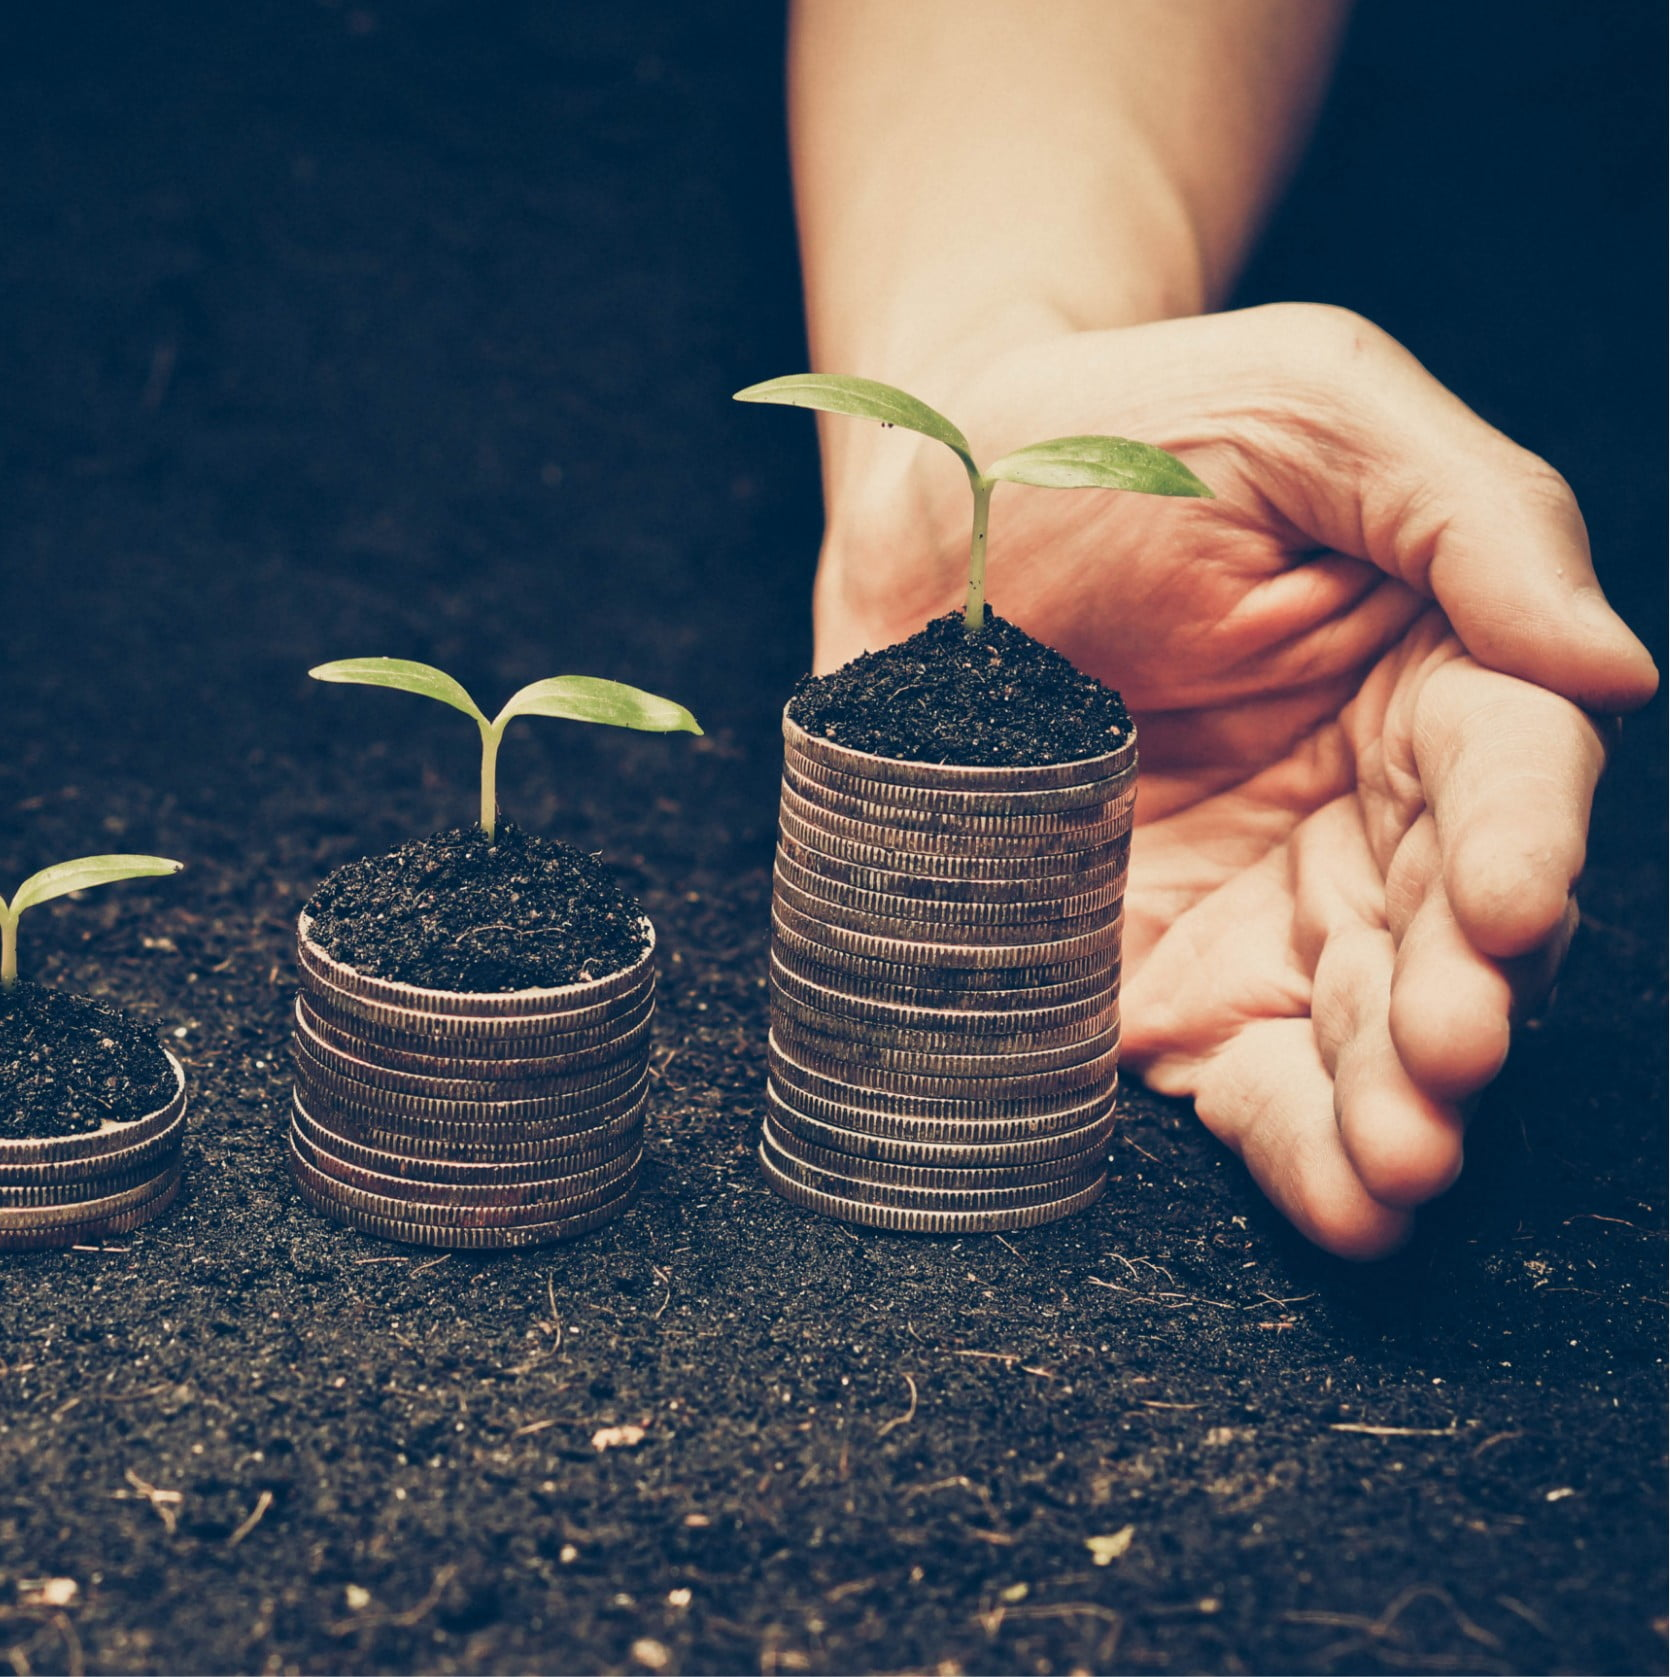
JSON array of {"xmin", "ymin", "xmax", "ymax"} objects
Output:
[
  {"xmin": 303, "ymin": 824, "xmax": 651, "ymax": 993},
  {"xmin": 0, "ymin": 982, "xmax": 177, "ymax": 1138},
  {"xmin": 788, "ymin": 611, "xmax": 1133, "ymax": 767}
]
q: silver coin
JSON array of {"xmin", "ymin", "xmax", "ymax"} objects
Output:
[
  {"xmin": 771, "ymin": 1079, "xmax": 1120, "ymax": 1160},
  {"xmin": 759, "ymin": 1142, "xmax": 1106, "ymax": 1233},
  {"xmin": 300, "ymin": 980, "xmax": 657, "ymax": 1060},
  {"xmin": 0, "ymin": 1152, "xmax": 185, "ymax": 1209},
  {"xmin": 0, "ymin": 1103, "xmax": 188, "ymax": 1187},
  {"xmin": 0, "ymin": 1159, "xmax": 183, "ymax": 1230},
  {"xmin": 782, "ymin": 752, "xmax": 1134, "ymax": 818},
  {"xmin": 295, "ymin": 995, "xmax": 653, "ymax": 1082},
  {"xmin": 0, "ymin": 1054, "xmax": 187, "ymax": 1170},
  {"xmin": 771, "ymin": 987, "xmax": 1120, "ymax": 1059},
  {"xmin": 772, "ymin": 1013, "xmax": 1121, "ymax": 1083},
  {"xmin": 292, "ymin": 1172, "xmax": 638, "ymax": 1249},
  {"xmin": 290, "ymin": 1142, "xmax": 638, "ymax": 1227},
  {"xmin": 293, "ymin": 1086, "xmax": 648, "ymax": 1162},
  {"xmin": 291, "ymin": 1009, "xmax": 648, "ymax": 1102},
  {"xmin": 782, "ymin": 710, "xmax": 1136, "ymax": 790},
  {"xmin": 774, "ymin": 851, "xmax": 1124, "ymax": 928},
  {"xmin": 771, "ymin": 896, "xmax": 1120, "ymax": 971},
  {"xmin": 761, "ymin": 1110, "xmax": 1108, "ymax": 1190},
  {"xmin": 291, "ymin": 1044, "xmax": 649, "ymax": 1128},
  {"xmin": 769, "ymin": 935, "xmax": 1120, "ymax": 1010},
  {"xmin": 297, "ymin": 913, "xmax": 657, "ymax": 1021},
  {"xmin": 769, "ymin": 950, "xmax": 1117, "ymax": 1034},
  {"xmin": 0, "ymin": 1167, "xmax": 183, "ymax": 1250},
  {"xmin": 291, "ymin": 1122, "xmax": 641, "ymax": 1209}
]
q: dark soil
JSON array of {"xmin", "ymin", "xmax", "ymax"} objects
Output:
[
  {"xmin": 0, "ymin": 3, "xmax": 1662, "ymax": 1675},
  {"xmin": 0, "ymin": 982, "xmax": 176, "ymax": 1138},
  {"xmin": 304, "ymin": 825, "xmax": 650, "ymax": 993},
  {"xmin": 789, "ymin": 611, "xmax": 1134, "ymax": 767}
]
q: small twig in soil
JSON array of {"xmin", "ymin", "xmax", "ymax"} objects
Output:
[
  {"xmin": 1471, "ymin": 1431, "xmax": 1524, "ymax": 1458},
  {"xmin": 875, "ymin": 1372, "xmax": 918, "ymax": 1439},
  {"xmin": 1122, "ymin": 1134, "xmax": 1161, "ymax": 1163},
  {"xmin": 117, "ymin": 1469, "xmax": 182, "ymax": 1534},
  {"xmin": 650, "ymin": 1266, "xmax": 673, "ymax": 1321},
  {"xmin": 1329, "ymin": 1422, "xmax": 1464, "ymax": 1439},
  {"xmin": 227, "ymin": 1489, "xmax": 274, "ymax": 1547},
  {"xmin": 410, "ymin": 1254, "xmax": 450, "ymax": 1274},
  {"xmin": 326, "ymin": 1565, "xmax": 459, "ymax": 1637},
  {"xmin": 994, "ymin": 1234, "xmax": 1027, "ymax": 1262}
]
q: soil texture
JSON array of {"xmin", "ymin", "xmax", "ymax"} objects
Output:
[
  {"xmin": 0, "ymin": 2, "xmax": 1662, "ymax": 1675},
  {"xmin": 305, "ymin": 825, "xmax": 650, "ymax": 993},
  {"xmin": 0, "ymin": 982, "xmax": 176, "ymax": 1138},
  {"xmin": 789, "ymin": 612, "xmax": 1134, "ymax": 768}
]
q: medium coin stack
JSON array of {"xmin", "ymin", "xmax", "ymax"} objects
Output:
[
  {"xmin": 764, "ymin": 713, "xmax": 1135, "ymax": 1233},
  {"xmin": 290, "ymin": 915, "xmax": 654, "ymax": 1248},
  {"xmin": 0, "ymin": 1052, "xmax": 186, "ymax": 1250}
]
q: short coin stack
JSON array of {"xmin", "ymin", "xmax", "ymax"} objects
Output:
[
  {"xmin": 290, "ymin": 916, "xmax": 653, "ymax": 1248},
  {"xmin": 0, "ymin": 1053, "xmax": 186, "ymax": 1250},
  {"xmin": 765, "ymin": 713, "xmax": 1135, "ymax": 1233}
]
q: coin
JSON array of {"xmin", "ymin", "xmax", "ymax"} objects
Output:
[
  {"xmin": 297, "ymin": 913, "xmax": 656, "ymax": 1020},
  {"xmin": 292, "ymin": 1122, "xmax": 642, "ymax": 1209},
  {"xmin": 0, "ymin": 1167, "xmax": 184, "ymax": 1251},
  {"xmin": 782, "ymin": 752, "xmax": 1134, "ymax": 817},
  {"xmin": 770, "ymin": 1015, "xmax": 1121, "ymax": 1086},
  {"xmin": 777, "ymin": 785, "xmax": 1133, "ymax": 860},
  {"xmin": 0, "ymin": 1159, "xmax": 183, "ymax": 1231},
  {"xmin": 0, "ymin": 1055, "xmax": 187, "ymax": 1170},
  {"xmin": 0, "ymin": 1105, "xmax": 188, "ymax": 1187},
  {"xmin": 782, "ymin": 764, "xmax": 1130, "ymax": 839},
  {"xmin": 759, "ymin": 1143, "xmax": 1105, "ymax": 1234},
  {"xmin": 772, "ymin": 992, "xmax": 1121, "ymax": 1065},
  {"xmin": 765, "ymin": 1086, "xmax": 1117, "ymax": 1163},
  {"xmin": 769, "ymin": 1032, "xmax": 1118, "ymax": 1110},
  {"xmin": 299, "ymin": 982, "xmax": 657, "ymax": 1060},
  {"xmin": 293, "ymin": 1086, "xmax": 648, "ymax": 1162},
  {"xmin": 771, "ymin": 896, "xmax": 1119, "ymax": 971},
  {"xmin": 296, "ymin": 995, "xmax": 653, "ymax": 1081},
  {"xmin": 773, "ymin": 852, "xmax": 1124, "ymax": 928},
  {"xmin": 769, "ymin": 934, "xmax": 1119, "ymax": 1009},
  {"xmin": 782, "ymin": 710, "xmax": 1136, "ymax": 790},
  {"xmin": 0, "ymin": 1153, "xmax": 184, "ymax": 1208},
  {"xmin": 292, "ymin": 1010, "xmax": 648, "ymax": 1102},
  {"xmin": 769, "ymin": 951, "xmax": 1117, "ymax": 1033},
  {"xmin": 761, "ymin": 1110, "xmax": 1108, "ymax": 1191},
  {"xmin": 290, "ymin": 1144, "xmax": 635, "ymax": 1228},
  {"xmin": 291, "ymin": 1177, "xmax": 638, "ymax": 1249}
]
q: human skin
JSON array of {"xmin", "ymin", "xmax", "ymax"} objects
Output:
[{"xmin": 788, "ymin": 0, "xmax": 1659, "ymax": 1257}]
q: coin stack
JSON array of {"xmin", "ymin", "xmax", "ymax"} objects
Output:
[
  {"xmin": 764, "ymin": 713, "xmax": 1135, "ymax": 1233},
  {"xmin": 0, "ymin": 1053, "xmax": 186, "ymax": 1250},
  {"xmin": 289, "ymin": 916, "xmax": 654, "ymax": 1248}
]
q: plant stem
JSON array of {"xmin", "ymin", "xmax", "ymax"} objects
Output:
[
  {"xmin": 479, "ymin": 722, "xmax": 501, "ymax": 842},
  {"xmin": 963, "ymin": 474, "xmax": 994, "ymax": 633},
  {"xmin": 1, "ymin": 915, "xmax": 16, "ymax": 988}
]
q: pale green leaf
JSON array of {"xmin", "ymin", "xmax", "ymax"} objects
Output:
[
  {"xmin": 309, "ymin": 658, "xmax": 489, "ymax": 727},
  {"xmin": 986, "ymin": 435, "xmax": 1214, "ymax": 499},
  {"xmin": 9, "ymin": 855, "xmax": 183, "ymax": 917},
  {"xmin": 495, "ymin": 676, "xmax": 703, "ymax": 736},
  {"xmin": 734, "ymin": 374, "xmax": 977, "ymax": 476}
]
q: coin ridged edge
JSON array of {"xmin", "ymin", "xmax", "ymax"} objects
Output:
[{"xmin": 0, "ymin": 1054, "xmax": 186, "ymax": 1168}]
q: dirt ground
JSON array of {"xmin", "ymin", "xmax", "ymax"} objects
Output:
[{"xmin": 0, "ymin": 3, "xmax": 1663, "ymax": 1673}]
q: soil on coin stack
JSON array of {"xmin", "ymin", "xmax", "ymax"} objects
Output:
[
  {"xmin": 0, "ymin": 982, "xmax": 177, "ymax": 1139},
  {"xmin": 787, "ymin": 610, "xmax": 1133, "ymax": 768},
  {"xmin": 304, "ymin": 824, "xmax": 651, "ymax": 993}
]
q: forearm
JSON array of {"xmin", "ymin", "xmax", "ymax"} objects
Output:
[{"xmin": 790, "ymin": 0, "xmax": 1348, "ymax": 398}]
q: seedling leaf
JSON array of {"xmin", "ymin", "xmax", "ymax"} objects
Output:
[
  {"xmin": 308, "ymin": 658, "xmax": 489, "ymax": 727},
  {"xmin": 734, "ymin": 374, "xmax": 977, "ymax": 477},
  {"xmin": 496, "ymin": 677, "xmax": 704, "ymax": 735},
  {"xmin": 9, "ymin": 855, "xmax": 184, "ymax": 917},
  {"xmin": 986, "ymin": 435, "xmax": 1214, "ymax": 499}
]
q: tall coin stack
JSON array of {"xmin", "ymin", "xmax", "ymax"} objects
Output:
[
  {"xmin": 764, "ymin": 713, "xmax": 1135, "ymax": 1233},
  {"xmin": 290, "ymin": 916, "xmax": 654, "ymax": 1248},
  {"xmin": 0, "ymin": 1053, "xmax": 186, "ymax": 1250}
]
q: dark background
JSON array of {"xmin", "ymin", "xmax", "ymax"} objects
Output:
[{"xmin": 0, "ymin": 3, "xmax": 1663, "ymax": 1673}]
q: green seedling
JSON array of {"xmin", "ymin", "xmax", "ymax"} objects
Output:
[
  {"xmin": 734, "ymin": 373, "xmax": 1213, "ymax": 634},
  {"xmin": 309, "ymin": 659, "xmax": 703, "ymax": 842},
  {"xmin": 1, "ymin": 856, "xmax": 184, "ymax": 988}
]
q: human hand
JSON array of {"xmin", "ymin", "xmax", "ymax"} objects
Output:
[{"xmin": 810, "ymin": 304, "xmax": 1658, "ymax": 1258}]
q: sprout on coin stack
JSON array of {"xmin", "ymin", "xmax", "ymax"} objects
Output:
[
  {"xmin": 294, "ymin": 660, "xmax": 701, "ymax": 1249},
  {"xmin": 734, "ymin": 375, "xmax": 1213, "ymax": 1233},
  {"xmin": 0, "ymin": 854, "xmax": 188, "ymax": 1250}
]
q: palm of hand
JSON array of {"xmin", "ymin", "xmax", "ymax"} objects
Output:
[{"xmin": 814, "ymin": 308, "xmax": 1634, "ymax": 1255}]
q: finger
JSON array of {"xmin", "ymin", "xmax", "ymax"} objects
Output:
[
  {"xmin": 1241, "ymin": 304, "xmax": 1660, "ymax": 713},
  {"xmin": 1414, "ymin": 657, "xmax": 1609, "ymax": 958},
  {"xmin": 1178, "ymin": 1016, "xmax": 1413, "ymax": 1261}
]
